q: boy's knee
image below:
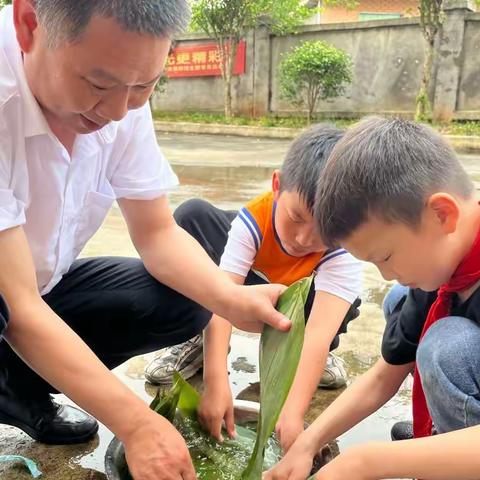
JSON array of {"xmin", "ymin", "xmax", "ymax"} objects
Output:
[
  {"xmin": 382, "ymin": 284, "xmax": 409, "ymax": 320},
  {"xmin": 417, "ymin": 317, "xmax": 480, "ymax": 390},
  {"xmin": 174, "ymin": 198, "xmax": 214, "ymax": 231},
  {"xmin": 416, "ymin": 317, "xmax": 480, "ymax": 432}
]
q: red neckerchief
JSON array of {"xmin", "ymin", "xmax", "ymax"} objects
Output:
[{"xmin": 413, "ymin": 227, "xmax": 480, "ymax": 438}]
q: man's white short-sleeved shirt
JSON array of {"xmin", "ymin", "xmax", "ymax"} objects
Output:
[{"xmin": 0, "ymin": 6, "xmax": 179, "ymax": 294}]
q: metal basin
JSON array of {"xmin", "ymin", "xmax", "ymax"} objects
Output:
[{"xmin": 105, "ymin": 400, "xmax": 336, "ymax": 479}]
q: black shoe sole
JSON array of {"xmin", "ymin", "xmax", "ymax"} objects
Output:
[
  {"xmin": 0, "ymin": 409, "xmax": 99, "ymax": 445},
  {"xmin": 390, "ymin": 421, "xmax": 414, "ymax": 441}
]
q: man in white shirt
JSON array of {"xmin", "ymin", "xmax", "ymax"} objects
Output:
[{"xmin": 0, "ymin": 2, "xmax": 290, "ymax": 479}]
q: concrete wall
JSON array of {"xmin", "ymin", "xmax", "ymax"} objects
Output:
[
  {"xmin": 153, "ymin": 1, "xmax": 480, "ymax": 120},
  {"xmin": 457, "ymin": 12, "xmax": 480, "ymax": 114},
  {"xmin": 270, "ymin": 19, "xmax": 424, "ymax": 115}
]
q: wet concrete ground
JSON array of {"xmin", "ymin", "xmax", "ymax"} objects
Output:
[{"xmin": 0, "ymin": 132, "xmax": 477, "ymax": 479}]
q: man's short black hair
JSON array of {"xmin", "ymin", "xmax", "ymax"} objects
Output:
[{"xmin": 34, "ymin": 0, "xmax": 190, "ymax": 46}]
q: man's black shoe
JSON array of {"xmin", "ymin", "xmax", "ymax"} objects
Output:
[{"xmin": 0, "ymin": 390, "xmax": 98, "ymax": 445}]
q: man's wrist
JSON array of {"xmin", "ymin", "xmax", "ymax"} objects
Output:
[
  {"xmin": 211, "ymin": 278, "xmax": 239, "ymax": 320},
  {"xmin": 115, "ymin": 401, "xmax": 157, "ymax": 443}
]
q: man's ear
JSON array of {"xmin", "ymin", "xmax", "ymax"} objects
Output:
[
  {"xmin": 272, "ymin": 170, "xmax": 281, "ymax": 202},
  {"xmin": 426, "ymin": 192, "xmax": 460, "ymax": 234},
  {"xmin": 13, "ymin": 0, "xmax": 39, "ymax": 54}
]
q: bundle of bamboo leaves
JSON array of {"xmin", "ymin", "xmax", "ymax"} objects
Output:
[{"xmin": 150, "ymin": 275, "xmax": 313, "ymax": 480}]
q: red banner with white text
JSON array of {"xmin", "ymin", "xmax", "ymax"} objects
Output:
[{"xmin": 166, "ymin": 41, "xmax": 246, "ymax": 78}]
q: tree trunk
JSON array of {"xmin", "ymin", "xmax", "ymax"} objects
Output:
[
  {"xmin": 415, "ymin": 37, "xmax": 435, "ymax": 121},
  {"xmin": 224, "ymin": 72, "xmax": 232, "ymax": 119},
  {"xmin": 416, "ymin": 0, "xmax": 443, "ymax": 122},
  {"xmin": 306, "ymin": 82, "xmax": 319, "ymax": 125},
  {"xmin": 307, "ymin": 100, "xmax": 314, "ymax": 125},
  {"xmin": 224, "ymin": 40, "xmax": 238, "ymax": 120},
  {"xmin": 218, "ymin": 39, "xmax": 235, "ymax": 120}
]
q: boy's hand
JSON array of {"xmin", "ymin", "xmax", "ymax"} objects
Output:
[
  {"xmin": 228, "ymin": 284, "xmax": 290, "ymax": 333},
  {"xmin": 275, "ymin": 411, "xmax": 305, "ymax": 453},
  {"xmin": 198, "ymin": 376, "xmax": 236, "ymax": 442},
  {"xmin": 263, "ymin": 434, "xmax": 315, "ymax": 480},
  {"xmin": 123, "ymin": 410, "xmax": 196, "ymax": 480}
]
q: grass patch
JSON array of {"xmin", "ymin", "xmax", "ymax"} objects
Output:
[
  {"xmin": 437, "ymin": 121, "xmax": 480, "ymax": 137},
  {"xmin": 153, "ymin": 111, "xmax": 480, "ymax": 136},
  {"xmin": 152, "ymin": 111, "xmax": 357, "ymax": 129}
]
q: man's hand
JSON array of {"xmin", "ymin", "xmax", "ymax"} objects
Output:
[
  {"xmin": 275, "ymin": 411, "xmax": 305, "ymax": 454},
  {"xmin": 198, "ymin": 376, "xmax": 236, "ymax": 442},
  {"xmin": 227, "ymin": 284, "xmax": 290, "ymax": 333},
  {"xmin": 263, "ymin": 434, "xmax": 315, "ymax": 480},
  {"xmin": 123, "ymin": 411, "xmax": 196, "ymax": 480}
]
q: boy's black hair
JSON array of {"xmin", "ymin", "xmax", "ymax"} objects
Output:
[
  {"xmin": 280, "ymin": 124, "xmax": 344, "ymax": 213},
  {"xmin": 315, "ymin": 116, "xmax": 474, "ymax": 247}
]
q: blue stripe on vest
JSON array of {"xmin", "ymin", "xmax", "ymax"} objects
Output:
[
  {"xmin": 240, "ymin": 207, "xmax": 263, "ymax": 243},
  {"xmin": 316, "ymin": 249, "xmax": 347, "ymax": 268},
  {"xmin": 238, "ymin": 211, "xmax": 260, "ymax": 250}
]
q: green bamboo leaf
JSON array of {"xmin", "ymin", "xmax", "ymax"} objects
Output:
[
  {"xmin": 242, "ymin": 275, "xmax": 313, "ymax": 479},
  {"xmin": 149, "ymin": 371, "xmax": 283, "ymax": 479},
  {"xmin": 174, "ymin": 371, "xmax": 201, "ymax": 418},
  {"xmin": 149, "ymin": 379, "xmax": 181, "ymax": 422}
]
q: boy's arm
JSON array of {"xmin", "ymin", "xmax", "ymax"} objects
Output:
[
  {"xmin": 203, "ymin": 209, "xmax": 258, "ymax": 381},
  {"xmin": 276, "ymin": 291, "xmax": 351, "ymax": 451},
  {"xmin": 265, "ymin": 358, "xmax": 413, "ymax": 479},
  {"xmin": 300, "ymin": 358, "xmax": 412, "ymax": 451},
  {"xmin": 199, "ymin": 212, "xmax": 255, "ymax": 440},
  {"xmin": 316, "ymin": 425, "xmax": 480, "ymax": 480},
  {"xmin": 203, "ymin": 271, "xmax": 246, "ymax": 383},
  {"xmin": 277, "ymin": 251, "xmax": 363, "ymax": 452},
  {"xmin": 203, "ymin": 312, "xmax": 234, "ymax": 386},
  {"xmin": 200, "ymin": 272, "xmax": 245, "ymax": 440}
]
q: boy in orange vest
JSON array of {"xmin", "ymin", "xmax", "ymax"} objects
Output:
[
  {"xmin": 266, "ymin": 117, "xmax": 480, "ymax": 479},
  {"xmin": 145, "ymin": 125, "xmax": 362, "ymax": 452}
]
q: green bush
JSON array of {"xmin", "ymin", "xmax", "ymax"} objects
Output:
[{"xmin": 279, "ymin": 40, "xmax": 353, "ymax": 123}]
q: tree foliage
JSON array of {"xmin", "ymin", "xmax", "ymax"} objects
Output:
[
  {"xmin": 191, "ymin": 0, "xmax": 315, "ymax": 118},
  {"xmin": 279, "ymin": 40, "xmax": 352, "ymax": 123}
]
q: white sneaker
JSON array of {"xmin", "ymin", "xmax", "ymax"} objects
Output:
[
  {"xmin": 319, "ymin": 353, "xmax": 347, "ymax": 389},
  {"xmin": 144, "ymin": 334, "xmax": 204, "ymax": 385}
]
